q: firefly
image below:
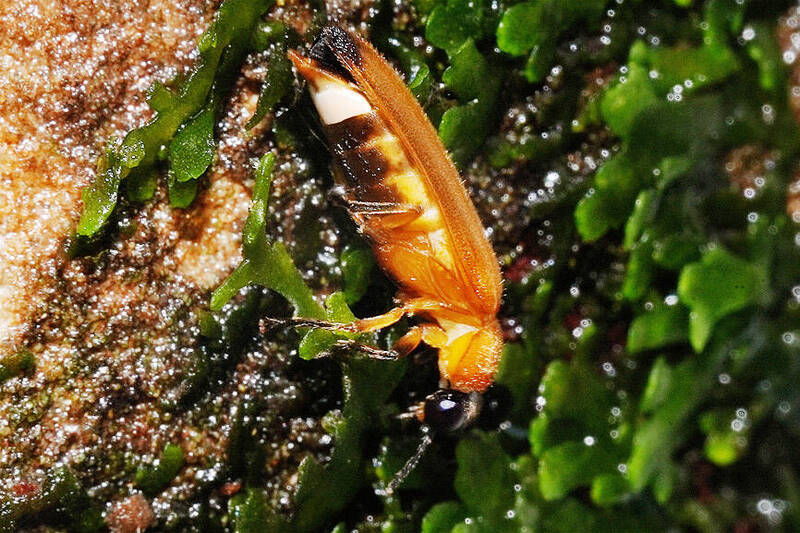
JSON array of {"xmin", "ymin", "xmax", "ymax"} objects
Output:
[{"xmin": 286, "ymin": 26, "xmax": 505, "ymax": 475}]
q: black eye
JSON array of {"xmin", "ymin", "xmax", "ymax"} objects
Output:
[{"xmin": 423, "ymin": 390, "xmax": 482, "ymax": 434}]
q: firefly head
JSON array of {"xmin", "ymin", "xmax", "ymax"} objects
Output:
[
  {"xmin": 389, "ymin": 386, "xmax": 511, "ymax": 493},
  {"xmin": 422, "ymin": 385, "xmax": 512, "ymax": 434},
  {"xmin": 422, "ymin": 389, "xmax": 482, "ymax": 434}
]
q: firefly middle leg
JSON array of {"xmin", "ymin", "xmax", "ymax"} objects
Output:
[{"xmin": 329, "ymin": 189, "xmax": 425, "ymax": 230}]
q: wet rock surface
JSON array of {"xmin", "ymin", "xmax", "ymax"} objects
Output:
[{"xmin": 0, "ymin": 0, "xmax": 336, "ymax": 528}]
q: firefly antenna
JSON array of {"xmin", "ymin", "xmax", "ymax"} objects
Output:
[{"xmin": 386, "ymin": 429, "xmax": 433, "ymax": 495}]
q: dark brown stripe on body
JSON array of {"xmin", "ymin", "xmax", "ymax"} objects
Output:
[
  {"xmin": 335, "ymin": 143, "xmax": 391, "ymax": 196},
  {"xmin": 326, "ymin": 112, "xmax": 395, "ymax": 200},
  {"xmin": 325, "ymin": 112, "xmax": 382, "ymax": 154}
]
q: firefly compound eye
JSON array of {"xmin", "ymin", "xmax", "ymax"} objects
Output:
[{"xmin": 423, "ymin": 390, "xmax": 482, "ymax": 434}]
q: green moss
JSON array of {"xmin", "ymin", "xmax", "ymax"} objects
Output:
[
  {"xmin": 678, "ymin": 248, "xmax": 764, "ymax": 351},
  {"xmin": 76, "ymin": 0, "xmax": 273, "ymax": 237},
  {"xmin": 230, "ymin": 489, "xmax": 288, "ymax": 532},
  {"xmin": 340, "ymin": 246, "xmax": 374, "ymax": 305},
  {"xmin": 496, "ymin": 0, "xmax": 608, "ymax": 82},
  {"xmin": 0, "ymin": 468, "xmax": 103, "ymax": 533},
  {"xmin": 208, "ymin": 150, "xmax": 407, "ymax": 532},
  {"xmin": 437, "ymin": 39, "xmax": 500, "ymax": 165},
  {"xmin": 210, "ymin": 153, "xmax": 323, "ymax": 318},
  {"xmin": 134, "ymin": 443, "xmax": 185, "ymax": 496},
  {"xmin": 627, "ymin": 303, "xmax": 690, "ymax": 354},
  {"xmin": 425, "ymin": 0, "xmax": 491, "ymax": 53},
  {"xmin": 246, "ymin": 22, "xmax": 296, "ymax": 129},
  {"xmin": 0, "ymin": 350, "xmax": 34, "ymax": 383}
]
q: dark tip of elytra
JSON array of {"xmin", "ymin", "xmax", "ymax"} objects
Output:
[
  {"xmin": 309, "ymin": 29, "xmax": 352, "ymax": 81},
  {"xmin": 323, "ymin": 25, "xmax": 361, "ymax": 63},
  {"xmin": 309, "ymin": 25, "xmax": 361, "ymax": 80}
]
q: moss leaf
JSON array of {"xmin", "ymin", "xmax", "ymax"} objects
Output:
[
  {"xmin": 538, "ymin": 441, "xmax": 616, "ymax": 501},
  {"xmin": 454, "ymin": 432, "xmax": 515, "ymax": 517},
  {"xmin": 627, "ymin": 304, "xmax": 690, "ymax": 353},
  {"xmin": 438, "ymin": 39, "xmax": 500, "ymax": 165},
  {"xmin": 169, "ymin": 107, "xmax": 215, "ymax": 183},
  {"xmin": 134, "ymin": 443, "xmax": 185, "ymax": 496},
  {"xmin": 677, "ymin": 248, "xmax": 762, "ymax": 352},
  {"xmin": 421, "ymin": 502, "xmax": 468, "ymax": 533},
  {"xmin": 425, "ymin": 0, "xmax": 485, "ymax": 52},
  {"xmin": 341, "ymin": 246, "xmax": 374, "ymax": 305}
]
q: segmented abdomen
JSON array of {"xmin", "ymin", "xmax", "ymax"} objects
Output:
[{"xmin": 324, "ymin": 111, "xmax": 474, "ymax": 310}]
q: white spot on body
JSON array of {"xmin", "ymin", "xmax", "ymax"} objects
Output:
[{"xmin": 308, "ymin": 79, "xmax": 372, "ymax": 125}]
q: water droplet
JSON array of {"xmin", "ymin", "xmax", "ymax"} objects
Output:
[{"xmin": 544, "ymin": 171, "xmax": 561, "ymax": 188}]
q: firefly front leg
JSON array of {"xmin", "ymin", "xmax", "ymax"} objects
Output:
[
  {"xmin": 351, "ymin": 297, "xmax": 449, "ymax": 332},
  {"xmin": 262, "ymin": 298, "xmax": 445, "ymax": 342},
  {"xmin": 262, "ymin": 309, "xmax": 414, "ymax": 361},
  {"xmin": 317, "ymin": 320, "xmax": 447, "ymax": 362},
  {"xmin": 338, "ymin": 307, "xmax": 448, "ymax": 361}
]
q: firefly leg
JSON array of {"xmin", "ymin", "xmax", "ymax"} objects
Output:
[
  {"xmin": 324, "ymin": 321, "xmax": 447, "ymax": 362},
  {"xmin": 392, "ymin": 322, "xmax": 448, "ymax": 357},
  {"xmin": 343, "ymin": 200, "xmax": 422, "ymax": 217},
  {"xmin": 420, "ymin": 323, "xmax": 448, "ymax": 348},
  {"xmin": 326, "ymin": 339, "xmax": 399, "ymax": 360},
  {"xmin": 260, "ymin": 316, "xmax": 360, "ymax": 332},
  {"xmin": 364, "ymin": 206, "xmax": 426, "ymax": 232},
  {"xmin": 260, "ymin": 309, "xmax": 404, "ymax": 334},
  {"xmin": 329, "ymin": 189, "xmax": 424, "ymax": 229},
  {"xmin": 330, "ymin": 186, "xmax": 421, "ymax": 215},
  {"xmin": 392, "ymin": 326, "xmax": 422, "ymax": 357},
  {"xmin": 262, "ymin": 298, "xmax": 448, "ymax": 334},
  {"xmin": 352, "ymin": 298, "xmax": 449, "ymax": 332}
]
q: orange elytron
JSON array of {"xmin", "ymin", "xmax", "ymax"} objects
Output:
[{"xmin": 288, "ymin": 26, "xmax": 503, "ymax": 394}]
